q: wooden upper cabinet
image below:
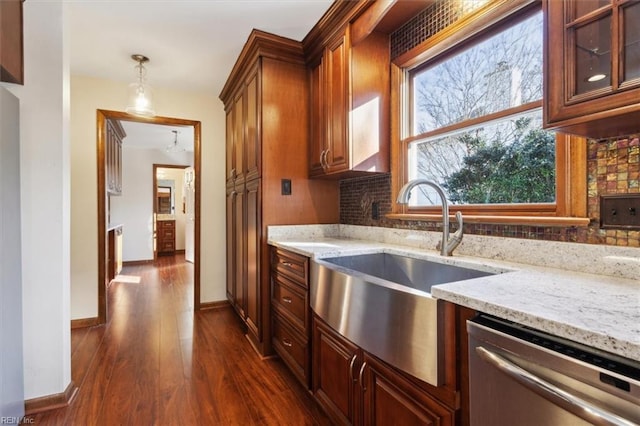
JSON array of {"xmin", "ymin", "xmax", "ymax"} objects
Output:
[
  {"xmin": 544, "ymin": 0, "xmax": 640, "ymax": 138},
  {"xmin": 105, "ymin": 119, "xmax": 125, "ymax": 196},
  {"xmin": 309, "ymin": 23, "xmax": 390, "ymax": 179},
  {"xmin": 0, "ymin": 0, "xmax": 24, "ymax": 85}
]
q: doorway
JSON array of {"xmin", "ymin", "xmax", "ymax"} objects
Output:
[
  {"xmin": 153, "ymin": 164, "xmax": 194, "ymax": 261},
  {"xmin": 97, "ymin": 110, "xmax": 202, "ymax": 324}
]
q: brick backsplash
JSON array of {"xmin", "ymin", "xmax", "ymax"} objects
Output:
[{"xmin": 340, "ymin": 138, "xmax": 640, "ymax": 247}]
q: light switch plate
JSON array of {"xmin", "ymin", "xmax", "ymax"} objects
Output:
[
  {"xmin": 600, "ymin": 194, "xmax": 640, "ymax": 229},
  {"xmin": 281, "ymin": 179, "xmax": 291, "ymax": 196}
]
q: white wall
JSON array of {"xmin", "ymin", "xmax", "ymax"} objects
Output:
[
  {"xmin": 0, "ymin": 88, "xmax": 24, "ymax": 421},
  {"xmin": 3, "ymin": 1, "xmax": 72, "ymax": 401},
  {"xmin": 71, "ymin": 75, "xmax": 226, "ymax": 320},
  {"xmin": 110, "ymin": 149, "xmax": 192, "ymax": 261}
]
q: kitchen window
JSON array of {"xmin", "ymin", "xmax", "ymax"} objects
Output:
[{"xmin": 390, "ymin": 1, "xmax": 588, "ymax": 225}]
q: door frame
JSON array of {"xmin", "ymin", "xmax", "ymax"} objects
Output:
[{"xmin": 97, "ymin": 109, "xmax": 202, "ymax": 324}]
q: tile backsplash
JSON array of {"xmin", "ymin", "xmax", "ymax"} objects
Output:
[{"xmin": 340, "ymin": 138, "xmax": 639, "ymax": 247}]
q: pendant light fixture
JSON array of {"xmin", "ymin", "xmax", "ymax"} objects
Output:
[
  {"xmin": 126, "ymin": 54, "xmax": 155, "ymax": 117},
  {"xmin": 166, "ymin": 130, "xmax": 185, "ymax": 153}
]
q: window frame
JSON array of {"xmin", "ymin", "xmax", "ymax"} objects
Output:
[{"xmin": 389, "ymin": 0, "xmax": 588, "ymax": 226}]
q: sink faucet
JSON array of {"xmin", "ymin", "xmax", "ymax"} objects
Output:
[{"xmin": 396, "ymin": 179, "xmax": 463, "ymax": 256}]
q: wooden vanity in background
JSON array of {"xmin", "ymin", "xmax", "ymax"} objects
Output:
[{"xmin": 107, "ymin": 224, "xmax": 123, "ymax": 283}]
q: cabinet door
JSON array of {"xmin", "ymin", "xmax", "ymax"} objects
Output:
[
  {"xmin": 233, "ymin": 184, "xmax": 245, "ymax": 318},
  {"xmin": 309, "ymin": 61, "xmax": 326, "ymax": 177},
  {"xmin": 324, "ymin": 28, "xmax": 350, "ymax": 173},
  {"xmin": 245, "ymin": 64, "xmax": 261, "ymax": 181},
  {"xmin": 545, "ymin": 0, "xmax": 640, "ymax": 137},
  {"xmin": 225, "ymin": 108, "xmax": 235, "ymax": 185},
  {"xmin": 245, "ymin": 178, "xmax": 261, "ymax": 340},
  {"xmin": 313, "ymin": 317, "xmax": 360, "ymax": 425},
  {"xmin": 225, "ymin": 186, "xmax": 236, "ymax": 303},
  {"xmin": 233, "ymin": 92, "xmax": 245, "ymax": 183},
  {"xmin": 362, "ymin": 354, "xmax": 455, "ymax": 426}
]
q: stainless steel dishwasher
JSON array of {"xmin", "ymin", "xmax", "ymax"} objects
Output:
[{"xmin": 468, "ymin": 315, "xmax": 640, "ymax": 426}]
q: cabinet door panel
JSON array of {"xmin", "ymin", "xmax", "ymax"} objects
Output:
[
  {"xmin": 245, "ymin": 66, "xmax": 261, "ymax": 181},
  {"xmin": 226, "ymin": 188, "xmax": 236, "ymax": 304},
  {"xmin": 325, "ymin": 30, "xmax": 349, "ymax": 173},
  {"xmin": 225, "ymin": 108, "xmax": 235, "ymax": 184},
  {"xmin": 313, "ymin": 317, "xmax": 359, "ymax": 425},
  {"xmin": 233, "ymin": 93, "xmax": 245, "ymax": 183},
  {"xmin": 363, "ymin": 354, "xmax": 455, "ymax": 426},
  {"xmin": 623, "ymin": 2, "xmax": 640, "ymax": 82},
  {"xmin": 245, "ymin": 179, "xmax": 261, "ymax": 339},
  {"xmin": 233, "ymin": 186, "xmax": 245, "ymax": 318},
  {"xmin": 309, "ymin": 62, "xmax": 326, "ymax": 176}
]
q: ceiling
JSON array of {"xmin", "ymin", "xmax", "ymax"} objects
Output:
[
  {"xmin": 70, "ymin": 0, "xmax": 332, "ymax": 151},
  {"xmin": 69, "ymin": 0, "xmax": 333, "ymax": 96},
  {"xmin": 119, "ymin": 121, "xmax": 195, "ymax": 152}
]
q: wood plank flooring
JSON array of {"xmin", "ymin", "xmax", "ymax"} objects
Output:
[{"xmin": 28, "ymin": 255, "xmax": 331, "ymax": 425}]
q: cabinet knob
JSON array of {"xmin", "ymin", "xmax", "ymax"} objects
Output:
[
  {"xmin": 281, "ymin": 261, "xmax": 293, "ymax": 267},
  {"xmin": 282, "ymin": 338, "xmax": 293, "ymax": 348},
  {"xmin": 282, "ymin": 296, "xmax": 292, "ymax": 304}
]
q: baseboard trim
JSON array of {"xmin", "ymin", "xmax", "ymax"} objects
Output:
[
  {"xmin": 123, "ymin": 259, "xmax": 154, "ymax": 266},
  {"xmin": 71, "ymin": 317, "xmax": 101, "ymax": 329},
  {"xmin": 175, "ymin": 249, "xmax": 186, "ymax": 255},
  {"xmin": 25, "ymin": 381, "xmax": 78, "ymax": 415},
  {"xmin": 199, "ymin": 300, "xmax": 231, "ymax": 311}
]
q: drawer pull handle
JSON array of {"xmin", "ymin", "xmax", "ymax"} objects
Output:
[
  {"xmin": 282, "ymin": 261, "xmax": 293, "ymax": 267},
  {"xmin": 282, "ymin": 338, "xmax": 293, "ymax": 347},
  {"xmin": 358, "ymin": 362, "xmax": 367, "ymax": 391},
  {"xmin": 282, "ymin": 296, "xmax": 292, "ymax": 304},
  {"xmin": 349, "ymin": 354, "xmax": 358, "ymax": 382}
]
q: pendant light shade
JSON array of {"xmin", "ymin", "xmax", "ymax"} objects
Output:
[{"xmin": 126, "ymin": 54, "xmax": 155, "ymax": 117}]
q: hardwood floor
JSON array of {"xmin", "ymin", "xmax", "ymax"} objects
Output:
[{"xmin": 28, "ymin": 255, "xmax": 331, "ymax": 425}]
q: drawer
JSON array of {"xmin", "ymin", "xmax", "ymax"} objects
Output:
[
  {"xmin": 160, "ymin": 229, "xmax": 174, "ymax": 238},
  {"xmin": 271, "ymin": 248, "xmax": 308, "ymax": 286},
  {"xmin": 272, "ymin": 274, "xmax": 308, "ymax": 333},
  {"xmin": 272, "ymin": 313, "xmax": 309, "ymax": 388},
  {"xmin": 158, "ymin": 220, "xmax": 175, "ymax": 229}
]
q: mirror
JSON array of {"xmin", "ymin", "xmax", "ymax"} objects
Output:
[{"xmin": 156, "ymin": 179, "xmax": 175, "ymax": 214}]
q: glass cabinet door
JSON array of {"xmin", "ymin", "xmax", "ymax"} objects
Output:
[
  {"xmin": 622, "ymin": 2, "xmax": 640, "ymax": 83},
  {"xmin": 574, "ymin": 15, "xmax": 612, "ymax": 95},
  {"xmin": 568, "ymin": 0, "xmax": 613, "ymax": 97}
]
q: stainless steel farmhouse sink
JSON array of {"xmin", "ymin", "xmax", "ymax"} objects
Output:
[{"xmin": 310, "ymin": 252, "xmax": 498, "ymax": 386}]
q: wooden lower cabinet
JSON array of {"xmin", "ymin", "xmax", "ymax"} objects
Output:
[
  {"xmin": 312, "ymin": 315, "xmax": 458, "ymax": 426},
  {"xmin": 157, "ymin": 220, "xmax": 175, "ymax": 255},
  {"xmin": 271, "ymin": 247, "xmax": 312, "ymax": 388}
]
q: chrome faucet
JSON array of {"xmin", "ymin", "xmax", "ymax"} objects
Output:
[{"xmin": 396, "ymin": 179, "xmax": 464, "ymax": 256}]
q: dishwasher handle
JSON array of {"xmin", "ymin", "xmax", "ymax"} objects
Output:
[{"xmin": 476, "ymin": 346, "xmax": 636, "ymax": 426}]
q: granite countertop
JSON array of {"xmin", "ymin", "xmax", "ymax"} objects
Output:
[{"xmin": 268, "ymin": 225, "xmax": 640, "ymax": 362}]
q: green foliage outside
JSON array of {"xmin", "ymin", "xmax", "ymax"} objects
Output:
[{"xmin": 443, "ymin": 118, "xmax": 556, "ymax": 204}]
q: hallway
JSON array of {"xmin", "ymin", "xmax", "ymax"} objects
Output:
[{"xmin": 28, "ymin": 256, "xmax": 330, "ymax": 425}]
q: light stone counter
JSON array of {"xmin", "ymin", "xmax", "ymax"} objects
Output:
[{"xmin": 268, "ymin": 224, "xmax": 640, "ymax": 361}]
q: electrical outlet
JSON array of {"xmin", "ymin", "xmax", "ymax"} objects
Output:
[
  {"xmin": 372, "ymin": 201, "xmax": 380, "ymax": 220},
  {"xmin": 600, "ymin": 195, "xmax": 640, "ymax": 229}
]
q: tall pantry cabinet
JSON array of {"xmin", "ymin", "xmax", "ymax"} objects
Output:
[{"xmin": 220, "ymin": 30, "xmax": 339, "ymax": 356}]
